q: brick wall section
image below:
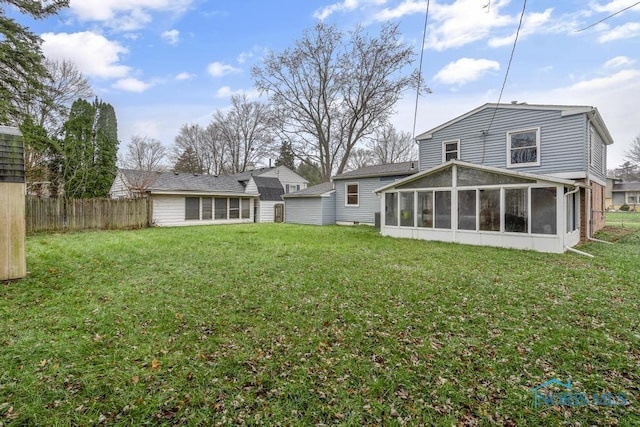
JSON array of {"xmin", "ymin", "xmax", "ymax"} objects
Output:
[{"xmin": 591, "ymin": 182, "xmax": 606, "ymax": 233}]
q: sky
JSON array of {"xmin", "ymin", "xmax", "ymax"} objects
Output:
[{"xmin": 10, "ymin": 0, "xmax": 640, "ymax": 169}]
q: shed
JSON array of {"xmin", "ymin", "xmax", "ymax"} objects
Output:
[
  {"xmin": 283, "ymin": 182, "xmax": 335, "ymax": 225},
  {"xmin": 1, "ymin": 126, "xmax": 26, "ymax": 280}
]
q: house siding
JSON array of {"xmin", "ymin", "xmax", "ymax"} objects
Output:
[
  {"xmin": 335, "ymin": 176, "xmax": 410, "ymax": 224},
  {"xmin": 285, "ymin": 193, "xmax": 335, "ymax": 225},
  {"xmin": 256, "ymin": 200, "xmax": 282, "ymax": 223},
  {"xmin": 109, "ymin": 172, "xmax": 131, "ymax": 198},
  {"xmin": 151, "ymin": 195, "xmax": 254, "ymax": 226},
  {"xmin": 334, "ymin": 177, "xmax": 382, "ymax": 224},
  {"xmin": 419, "ymin": 108, "xmax": 588, "ymax": 177},
  {"xmin": 588, "ymin": 125, "xmax": 607, "ymax": 181},
  {"xmin": 260, "ymin": 166, "xmax": 307, "ymax": 193}
]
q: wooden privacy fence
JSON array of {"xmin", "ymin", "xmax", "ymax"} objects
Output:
[{"xmin": 25, "ymin": 197, "xmax": 150, "ymax": 234}]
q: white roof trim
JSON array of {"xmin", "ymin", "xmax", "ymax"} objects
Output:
[
  {"xmin": 414, "ymin": 103, "xmax": 608, "ymax": 142},
  {"xmin": 375, "ymin": 160, "xmax": 580, "ymax": 193},
  {"xmin": 149, "ymin": 190, "xmax": 253, "ymax": 197}
]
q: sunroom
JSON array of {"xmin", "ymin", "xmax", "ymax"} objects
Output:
[{"xmin": 375, "ymin": 160, "xmax": 583, "ymax": 253}]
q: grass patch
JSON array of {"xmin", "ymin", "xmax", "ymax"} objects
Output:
[
  {"xmin": 605, "ymin": 211, "xmax": 640, "ymax": 229},
  {"xmin": 2, "ymin": 224, "xmax": 639, "ymax": 425}
]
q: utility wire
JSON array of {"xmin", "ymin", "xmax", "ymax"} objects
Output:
[
  {"xmin": 412, "ymin": 0, "xmax": 431, "ymax": 140},
  {"xmin": 482, "ymin": 0, "xmax": 527, "ymax": 163},
  {"xmin": 576, "ymin": 1, "xmax": 640, "ymax": 32}
]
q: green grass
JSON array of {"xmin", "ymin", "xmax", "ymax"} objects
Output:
[
  {"xmin": 605, "ymin": 211, "xmax": 640, "ymax": 228},
  {"xmin": 2, "ymin": 224, "xmax": 639, "ymax": 425}
]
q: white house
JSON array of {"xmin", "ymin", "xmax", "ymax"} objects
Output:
[
  {"xmin": 110, "ymin": 166, "xmax": 308, "ymax": 226},
  {"xmin": 376, "ymin": 103, "xmax": 614, "ymax": 253}
]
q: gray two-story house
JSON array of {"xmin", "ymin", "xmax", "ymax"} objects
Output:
[{"xmin": 376, "ymin": 103, "xmax": 613, "ymax": 254}]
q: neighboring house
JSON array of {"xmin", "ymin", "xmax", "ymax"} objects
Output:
[
  {"xmin": 283, "ymin": 161, "xmax": 418, "ymax": 226},
  {"xmin": 283, "ymin": 182, "xmax": 336, "ymax": 226},
  {"xmin": 605, "ymin": 176, "xmax": 620, "ymax": 210},
  {"xmin": 611, "ymin": 180, "xmax": 640, "ymax": 210},
  {"xmin": 376, "ymin": 103, "xmax": 614, "ymax": 253},
  {"xmin": 109, "ymin": 165, "xmax": 307, "ymax": 226}
]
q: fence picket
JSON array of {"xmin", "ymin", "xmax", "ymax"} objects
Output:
[{"xmin": 25, "ymin": 197, "xmax": 149, "ymax": 234}]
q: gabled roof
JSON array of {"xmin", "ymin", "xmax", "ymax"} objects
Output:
[
  {"xmin": 333, "ymin": 161, "xmax": 419, "ymax": 180},
  {"xmin": 283, "ymin": 181, "xmax": 334, "ymax": 198},
  {"xmin": 120, "ymin": 169, "xmax": 247, "ymax": 194},
  {"xmin": 375, "ymin": 160, "xmax": 583, "ymax": 193},
  {"xmin": 233, "ymin": 167, "xmax": 276, "ymax": 182},
  {"xmin": 612, "ymin": 181, "xmax": 640, "ymax": 192},
  {"xmin": 252, "ymin": 176, "xmax": 284, "ymax": 201},
  {"xmin": 415, "ymin": 103, "xmax": 614, "ymax": 146}
]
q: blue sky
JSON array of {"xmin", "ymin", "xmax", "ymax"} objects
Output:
[{"xmin": 12, "ymin": 0, "xmax": 640, "ymax": 169}]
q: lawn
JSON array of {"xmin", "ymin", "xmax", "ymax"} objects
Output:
[
  {"xmin": 2, "ymin": 224, "xmax": 639, "ymax": 425},
  {"xmin": 605, "ymin": 211, "xmax": 640, "ymax": 228}
]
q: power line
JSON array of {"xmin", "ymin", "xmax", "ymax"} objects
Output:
[
  {"xmin": 576, "ymin": 1, "xmax": 640, "ymax": 32},
  {"xmin": 412, "ymin": 0, "xmax": 431, "ymax": 140},
  {"xmin": 482, "ymin": 0, "xmax": 527, "ymax": 163}
]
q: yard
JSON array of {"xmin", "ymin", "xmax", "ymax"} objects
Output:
[{"xmin": 1, "ymin": 224, "xmax": 639, "ymax": 425}]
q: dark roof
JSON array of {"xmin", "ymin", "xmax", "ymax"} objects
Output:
[
  {"xmin": 232, "ymin": 167, "xmax": 277, "ymax": 182},
  {"xmin": 252, "ymin": 176, "xmax": 284, "ymax": 201},
  {"xmin": 333, "ymin": 161, "xmax": 419, "ymax": 180},
  {"xmin": 0, "ymin": 126, "xmax": 24, "ymax": 183},
  {"xmin": 120, "ymin": 169, "xmax": 247, "ymax": 193},
  {"xmin": 612, "ymin": 181, "xmax": 640, "ymax": 192},
  {"xmin": 283, "ymin": 181, "xmax": 334, "ymax": 198}
]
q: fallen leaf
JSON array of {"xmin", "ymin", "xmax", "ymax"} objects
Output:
[{"xmin": 151, "ymin": 359, "xmax": 160, "ymax": 371}]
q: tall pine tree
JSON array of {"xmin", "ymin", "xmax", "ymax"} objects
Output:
[
  {"xmin": 62, "ymin": 98, "xmax": 118, "ymax": 198},
  {"xmin": 275, "ymin": 141, "xmax": 296, "ymax": 170}
]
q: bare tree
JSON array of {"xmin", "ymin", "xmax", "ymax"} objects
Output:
[
  {"xmin": 123, "ymin": 135, "xmax": 167, "ymax": 171},
  {"xmin": 346, "ymin": 147, "xmax": 374, "ymax": 171},
  {"xmin": 170, "ymin": 124, "xmax": 206, "ymax": 173},
  {"xmin": 625, "ymin": 134, "xmax": 640, "ymax": 167},
  {"xmin": 252, "ymin": 22, "xmax": 421, "ymax": 181},
  {"xmin": 369, "ymin": 125, "xmax": 417, "ymax": 164},
  {"xmin": 200, "ymin": 122, "xmax": 227, "ymax": 175},
  {"xmin": 17, "ymin": 59, "xmax": 93, "ymax": 135},
  {"xmin": 212, "ymin": 93, "xmax": 274, "ymax": 173}
]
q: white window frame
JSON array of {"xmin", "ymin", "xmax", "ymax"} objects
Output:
[
  {"xmin": 506, "ymin": 127, "xmax": 540, "ymax": 168},
  {"xmin": 345, "ymin": 182, "xmax": 359, "ymax": 207},
  {"xmin": 442, "ymin": 139, "xmax": 460, "ymax": 163}
]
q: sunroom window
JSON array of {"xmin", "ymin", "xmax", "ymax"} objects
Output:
[
  {"xmin": 507, "ymin": 128, "xmax": 540, "ymax": 167},
  {"xmin": 531, "ymin": 187, "xmax": 557, "ymax": 234},
  {"xmin": 385, "ymin": 192, "xmax": 398, "ymax": 226}
]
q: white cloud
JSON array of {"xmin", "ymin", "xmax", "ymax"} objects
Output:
[
  {"xmin": 175, "ymin": 72, "xmax": 195, "ymax": 81},
  {"xmin": 41, "ymin": 31, "xmax": 130, "ymax": 79},
  {"xmin": 562, "ymin": 69, "xmax": 640, "ymax": 92},
  {"xmin": 488, "ymin": 8, "xmax": 554, "ymax": 48},
  {"xmin": 161, "ymin": 29, "xmax": 180, "ymax": 45},
  {"xmin": 598, "ymin": 22, "xmax": 640, "ymax": 42},
  {"xmin": 433, "ymin": 58, "xmax": 500, "ymax": 86},
  {"xmin": 604, "ymin": 56, "xmax": 635, "ymax": 69},
  {"xmin": 69, "ymin": 0, "xmax": 192, "ymax": 30},
  {"xmin": 215, "ymin": 86, "xmax": 260, "ymax": 99},
  {"xmin": 422, "ymin": 0, "xmax": 514, "ymax": 51},
  {"xmin": 113, "ymin": 77, "xmax": 153, "ymax": 92},
  {"xmin": 591, "ymin": 0, "xmax": 640, "ymax": 14},
  {"xmin": 314, "ymin": 0, "xmax": 360, "ymax": 20},
  {"xmin": 207, "ymin": 62, "xmax": 241, "ymax": 78}
]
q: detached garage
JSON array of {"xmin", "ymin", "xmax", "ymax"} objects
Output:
[{"xmin": 284, "ymin": 182, "xmax": 335, "ymax": 226}]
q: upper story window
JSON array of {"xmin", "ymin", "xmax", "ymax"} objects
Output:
[
  {"xmin": 443, "ymin": 140, "xmax": 459, "ymax": 162},
  {"xmin": 346, "ymin": 183, "xmax": 359, "ymax": 206},
  {"xmin": 507, "ymin": 128, "xmax": 540, "ymax": 167}
]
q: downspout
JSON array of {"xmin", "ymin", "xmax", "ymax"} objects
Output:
[
  {"xmin": 583, "ymin": 113, "xmax": 613, "ymax": 248},
  {"xmin": 563, "ymin": 186, "xmax": 588, "ymax": 255},
  {"xmin": 586, "ymin": 115, "xmax": 592, "ymax": 241}
]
